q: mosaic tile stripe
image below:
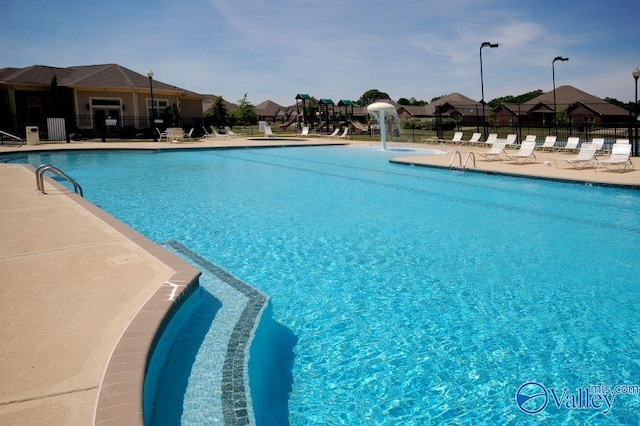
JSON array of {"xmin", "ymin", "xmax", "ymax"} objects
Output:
[{"xmin": 164, "ymin": 241, "xmax": 269, "ymax": 426}]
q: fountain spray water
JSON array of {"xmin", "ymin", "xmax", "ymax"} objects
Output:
[{"xmin": 366, "ymin": 102, "xmax": 398, "ymax": 150}]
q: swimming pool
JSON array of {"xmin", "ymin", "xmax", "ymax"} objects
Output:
[{"xmin": 12, "ymin": 146, "xmax": 640, "ymax": 424}]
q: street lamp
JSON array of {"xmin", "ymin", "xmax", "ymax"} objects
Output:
[
  {"xmin": 552, "ymin": 56, "xmax": 569, "ymax": 135},
  {"xmin": 480, "ymin": 41, "xmax": 498, "ymax": 139},
  {"xmin": 147, "ymin": 69, "xmax": 157, "ymax": 142},
  {"xmin": 633, "ymin": 67, "xmax": 640, "ymax": 156}
]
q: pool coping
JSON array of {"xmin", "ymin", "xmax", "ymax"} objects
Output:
[
  {"xmin": 51, "ymin": 176, "xmax": 203, "ymax": 426},
  {"xmin": 389, "ymin": 157, "xmax": 640, "ymax": 190},
  {"xmin": 39, "ymin": 166, "xmax": 269, "ymax": 426}
]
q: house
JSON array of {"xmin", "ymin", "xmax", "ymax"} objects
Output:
[
  {"xmin": 202, "ymin": 94, "xmax": 238, "ymax": 115},
  {"xmin": 0, "ymin": 63, "xmax": 204, "ymax": 140},
  {"xmin": 254, "ymin": 100, "xmax": 286, "ymax": 124},
  {"xmin": 494, "ymin": 85, "xmax": 630, "ymax": 127},
  {"xmin": 397, "ymin": 93, "xmax": 483, "ymax": 127}
]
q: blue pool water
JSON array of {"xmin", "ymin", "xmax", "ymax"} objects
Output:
[{"xmin": 10, "ymin": 146, "xmax": 640, "ymax": 424}]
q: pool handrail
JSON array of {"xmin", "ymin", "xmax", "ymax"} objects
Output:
[{"xmin": 35, "ymin": 164, "xmax": 83, "ymax": 197}]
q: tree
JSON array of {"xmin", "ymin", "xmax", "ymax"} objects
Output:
[
  {"xmin": 234, "ymin": 93, "xmax": 257, "ymax": 126},
  {"xmin": 398, "ymin": 97, "xmax": 427, "ymax": 106},
  {"xmin": 605, "ymin": 97, "xmax": 630, "ymax": 111},
  {"xmin": 356, "ymin": 89, "xmax": 391, "ymax": 106},
  {"xmin": 48, "ymin": 75, "xmax": 63, "ymax": 115},
  {"xmin": 488, "ymin": 90, "xmax": 543, "ymax": 108},
  {"xmin": 205, "ymin": 96, "xmax": 229, "ymax": 129}
]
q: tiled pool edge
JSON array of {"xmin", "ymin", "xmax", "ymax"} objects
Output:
[
  {"xmin": 59, "ymin": 177, "xmax": 269, "ymax": 425},
  {"xmin": 29, "ymin": 172, "xmax": 204, "ymax": 426},
  {"xmin": 164, "ymin": 241, "xmax": 269, "ymax": 426},
  {"xmin": 62, "ymin": 194, "xmax": 202, "ymax": 426}
]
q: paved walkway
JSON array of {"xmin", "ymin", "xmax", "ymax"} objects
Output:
[
  {"xmin": 386, "ymin": 142, "xmax": 639, "ymax": 188},
  {"xmin": 0, "ymin": 137, "xmax": 636, "ymax": 425}
]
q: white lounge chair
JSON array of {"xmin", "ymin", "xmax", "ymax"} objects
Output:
[
  {"xmin": 616, "ymin": 138, "xmax": 630, "ymax": 144},
  {"xmin": 182, "ymin": 128, "xmax": 194, "ymax": 139},
  {"xmin": 446, "ymin": 131, "xmax": 464, "ymax": 144},
  {"xmin": 539, "ymin": 135, "xmax": 557, "ymax": 151},
  {"xmin": 210, "ymin": 126, "xmax": 230, "ymax": 138},
  {"xmin": 502, "ymin": 140, "xmax": 537, "ymax": 164},
  {"xmin": 478, "ymin": 140, "xmax": 506, "ymax": 161},
  {"xmin": 524, "ymin": 135, "xmax": 537, "ymax": 143},
  {"xmin": 430, "ymin": 131, "xmax": 464, "ymax": 145},
  {"xmin": 503, "ymin": 134, "xmax": 517, "ymax": 148},
  {"xmin": 478, "ymin": 133, "xmax": 498, "ymax": 147},
  {"xmin": 156, "ymin": 128, "xmax": 168, "ymax": 142},
  {"xmin": 463, "ymin": 132, "xmax": 482, "ymax": 146},
  {"xmin": 264, "ymin": 125, "xmax": 275, "ymax": 137},
  {"xmin": 559, "ymin": 137, "xmax": 580, "ymax": 152},
  {"xmin": 338, "ymin": 128, "xmax": 349, "ymax": 139},
  {"xmin": 554, "ymin": 143, "xmax": 597, "ymax": 169},
  {"xmin": 596, "ymin": 143, "xmax": 634, "ymax": 172},
  {"xmin": 224, "ymin": 126, "xmax": 239, "ymax": 137},
  {"xmin": 327, "ymin": 128, "xmax": 340, "ymax": 138},
  {"xmin": 591, "ymin": 138, "xmax": 605, "ymax": 152}
]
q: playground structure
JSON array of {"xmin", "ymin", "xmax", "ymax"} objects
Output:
[{"xmin": 295, "ymin": 94, "xmax": 360, "ymax": 135}]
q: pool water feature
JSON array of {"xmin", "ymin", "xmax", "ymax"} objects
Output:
[
  {"xmin": 13, "ymin": 146, "xmax": 640, "ymax": 424},
  {"xmin": 367, "ymin": 101, "xmax": 398, "ymax": 150}
]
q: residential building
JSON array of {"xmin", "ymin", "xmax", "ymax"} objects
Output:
[
  {"xmin": 0, "ymin": 64, "xmax": 204, "ymax": 140},
  {"xmin": 493, "ymin": 85, "xmax": 630, "ymax": 127}
]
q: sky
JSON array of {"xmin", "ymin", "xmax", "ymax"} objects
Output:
[{"xmin": 1, "ymin": 0, "xmax": 639, "ymax": 107}]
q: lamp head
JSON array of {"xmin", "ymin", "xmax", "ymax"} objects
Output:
[
  {"xmin": 633, "ymin": 67, "xmax": 640, "ymax": 79},
  {"xmin": 553, "ymin": 56, "xmax": 569, "ymax": 63},
  {"xmin": 147, "ymin": 69, "xmax": 154, "ymax": 79},
  {"xmin": 481, "ymin": 42, "xmax": 499, "ymax": 48}
]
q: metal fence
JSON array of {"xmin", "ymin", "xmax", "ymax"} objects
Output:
[
  {"xmin": 2, "ymin": 112, "xmax": 639, "ymax": 156},
  {"xmin": 1, "ymin": 114, "xmax": 205, "ymax": 143}
]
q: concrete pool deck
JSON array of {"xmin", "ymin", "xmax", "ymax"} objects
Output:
[{"xmin": 0, "ymin": 137, "xmax": 637, "ymax": 425}]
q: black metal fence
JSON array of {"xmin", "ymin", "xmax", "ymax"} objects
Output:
[
  {"xmin": 1, "ymin": 114, "xmax": 205, "ymax": 143},
  {"xmin": 2, "ymin": 112, "xmax": 639, "ymax": 156}
]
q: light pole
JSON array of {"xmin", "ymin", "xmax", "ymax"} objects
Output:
[
  {"xmin": 147, "ymin": 69, "xmax": 157, "ymax": 142},
  {"xmin": 552, "ymin": 56, "xmax": 569, "ymax": 136},
  {"xmin": 480, "ymin": 42, "xmax": 498, "ymax": 139},
  {"xmin": 633, "ymin": 67, "xmax": 640, "ymax": 156}
]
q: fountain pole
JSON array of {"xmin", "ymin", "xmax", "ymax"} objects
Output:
[
  {"xmin": 366, "ymin": 102, "xmax": 396, "ymax": 151},
  {"xmin": 379, "ymin": 110, "xmax": 387, "ymax": 150}
]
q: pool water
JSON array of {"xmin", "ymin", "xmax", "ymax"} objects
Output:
[{"xmin": 14, "ymin": 146, "xmax": 640, "ymax": 424}]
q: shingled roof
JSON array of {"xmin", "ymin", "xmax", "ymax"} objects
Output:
[
  {"xmin": 254, "ymin": 100, "xmax": 284, "ymax": 117},
  {"xmin": 0, "ymin": 64, "xmax": 200, "ymax": 96},
  {"xmin": 424, "ymin": 93, "xmax": 479, "ymax": 115},
  {"xmin": 522, "ymin": 85, "xmax": 627, "ymax": 116}
]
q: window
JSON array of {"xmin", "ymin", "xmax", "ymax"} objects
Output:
[{"xmin": 148, "ymin": 99, "xmax": 168, "ymax": 118}]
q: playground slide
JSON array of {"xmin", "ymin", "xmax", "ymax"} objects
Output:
[
  {"xmin": 350, "ymin": 120, "xmax": 369, "ymax": 132},
  {"xmin": 279, "ymin": 117, "xmax": 297, "ymax": 130}
]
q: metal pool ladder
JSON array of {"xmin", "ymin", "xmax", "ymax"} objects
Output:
[
  {"xmin": 35, "ymin": 164, "xmax": 83, "ymax": 197},
  {"xmin": 449, "ymin": 151, "xmax": 476, "ymax": 171}
]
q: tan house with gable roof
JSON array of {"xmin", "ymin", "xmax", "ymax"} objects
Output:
[{"xmin": 0, "ymin": 63, "xmax": 204, "ymax": 140}]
